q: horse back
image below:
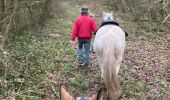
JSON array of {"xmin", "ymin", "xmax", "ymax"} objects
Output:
[{"xmin": 93, "ymin": 25, "xmax": 125, "ymax": 53}]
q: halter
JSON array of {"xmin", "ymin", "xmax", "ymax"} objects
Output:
[{"xmin": 76, "ymin": 96, "xmax": 89, "ymax": 100}]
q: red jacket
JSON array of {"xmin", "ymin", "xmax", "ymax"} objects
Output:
[{"xmin": 71, "ymin": 14, "xmax": 97, "ymax": 41}]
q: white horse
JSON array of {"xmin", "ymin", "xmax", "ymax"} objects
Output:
[{"xmin": 93, "ymin": 12, "xmax": 126, "ymax": 100}]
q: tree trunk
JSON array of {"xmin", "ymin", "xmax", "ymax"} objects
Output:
[
  {"xmin": 1, "ymin": 0, "xmax": 5, "ymax": 18},
  {"xmin": 2, "ymin": 0, "xmax": 18, "ymax": 48}
]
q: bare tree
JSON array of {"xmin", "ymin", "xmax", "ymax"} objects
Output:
[{"xmin": 0, "ymin": 0, "xmax": 53, "ymax": 48}]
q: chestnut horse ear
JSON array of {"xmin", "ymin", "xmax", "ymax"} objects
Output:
[
  {"xmin": 60, "ymin": 85, "xmax": 74, "ymax": 100},
  {"xmin": 90, "ymin": 89, "xmax": 102, "ymax": 100}
]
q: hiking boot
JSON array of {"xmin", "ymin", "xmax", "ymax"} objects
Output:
[
  {"xmin": 78, "ymin": 61, "xmax": 84, "ymax": 66},
  {"xmin": 84, "ymin": 63, "xmax": 90, "ymax": 68}
]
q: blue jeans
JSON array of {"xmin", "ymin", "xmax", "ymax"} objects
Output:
[{"xmin": 77, "ymin": 39, "xmax": 91, "ymax": 65}]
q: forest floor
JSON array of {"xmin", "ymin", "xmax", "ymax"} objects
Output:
[
  {"xmin": 2, "ymin": 0, "xmax": 169, "ymax": 100},
  {"xmin": 45, "ymin": 0, "xmax": 170, "ymax": 99}
]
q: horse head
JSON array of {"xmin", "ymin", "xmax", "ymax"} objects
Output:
[
  {"xmin": 103, "ymin": 11, "xmax": 114, "ymax": 21},
  {"xmin": 60, "ymin": 85, "xmax": 102, "ymax": 100}
]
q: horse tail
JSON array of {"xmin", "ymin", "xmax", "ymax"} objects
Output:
[{"xmin": 103, "ymin": 42, "xmax": 121, "ymax": 100}]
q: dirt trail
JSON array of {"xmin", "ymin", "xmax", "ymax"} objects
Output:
[
  {"xmin": 46, "ymin": 0, "xmax": 170, "ymax": 99},
  {"xmin": 74, "ymin": 0, "xmax": 170, "ymax": 99}
]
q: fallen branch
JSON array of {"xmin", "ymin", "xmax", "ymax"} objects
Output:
[
  {"xmin": 51, "ymin": 86, "xmax": 58, "ymax": 97},
  {"xmin": 161, "ymin": 13, "xmax": 170, "ymax": 25}
]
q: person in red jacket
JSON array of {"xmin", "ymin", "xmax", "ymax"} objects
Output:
[{"xmin": 70, "ymin": 7, "xmax": 97, "ymax": 67}]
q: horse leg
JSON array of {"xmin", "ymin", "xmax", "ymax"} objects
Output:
[
  {"xmin": 114, "ymin": 63, "xmax": 122, "ymax": 99},
  {"xmin": 115, "ymin": 52, "xmax": 123, "ymax": 76},
  {"xmin": 114, "ymin": 54, "xmax": 124, "ymax": 99},
  {"xmin": 97, "ymin": 56, "xmax": 104, "ymax": 79},
  {"xmin": 115, "ymin": 61, "xmax": 121, "ymax": 77}
]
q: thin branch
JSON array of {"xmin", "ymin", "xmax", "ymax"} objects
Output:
[
  {"xmin": 0, "ymin": 14, "xmax": 13, "ymax": 24},
  {"xmin": 2, "ymin": 0, "xmax": 18, "ymax": 48},
  {"xmin": 161, "ymin": 13, "xmax": 170, "ymax": 25},
  {"xmin": 51, "ymin": 86, "xmax": 58, "ymax": 97},
  {"xmin": 4, "ymin": 0, "xmax": 18, "ymax": 35}
]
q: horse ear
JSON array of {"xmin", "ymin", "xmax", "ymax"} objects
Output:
[
  {"xmin": 103, "ymin": 11, "xmax": 106, "ymax": 15},
  {"xmin": 90, "ymin": 89, "xmax": 102, "ymax": 100},
  {"xmin": 111, "ymin": 11, "xmax": 113, "ymax": 15},
  {"xmin": 60, "ymin": 85, "xmax": 74, "ymax": 100}
]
